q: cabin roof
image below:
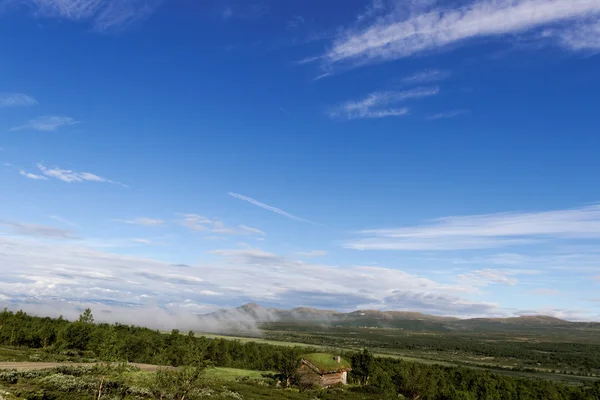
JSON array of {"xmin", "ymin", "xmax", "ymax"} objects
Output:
[{"xmin": 301, "ymin": 353, "xmax": 351, "ymax": 373}]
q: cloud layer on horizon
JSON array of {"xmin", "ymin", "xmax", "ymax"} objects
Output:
[{"xmin": 0, "ymin": 233, "xmax": 515, "ymax": 325}]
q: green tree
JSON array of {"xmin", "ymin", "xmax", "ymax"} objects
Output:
[
  {"xmin": 351, "ymin": 349, "xmax": 374, "ymax": 385},
  {"xmin": 150, "ymin": 364, "xmax": 207, "ymax": 400},
  {"xmin": 78, "ymin": 308, "xmax": 94, "ymax": 324},
  {"xmin": 275, "ymin": 351, "xmax": 300, "ymax": 387},
  {"xmin": 59, "ymin": 321, "xmax": 92, "ymax": 351},
  {"xmin": 370, "ymin": 366, "xmax": 396, "ymax": 398}
]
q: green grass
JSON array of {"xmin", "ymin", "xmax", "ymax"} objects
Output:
[
  {"xmin": 197, "ymin": 333, "xmax": 318, "ymax": 348},
  {"xmin": 301, "ymin": 353, "xmax": 351, "ymax": 371},
  {"xmin": 0, "ymin": 346, "xmax": 89, "ymax": 363},
  {"xmin": 204, "ymin": 367, "xmax": 268, "ymax": 381}
]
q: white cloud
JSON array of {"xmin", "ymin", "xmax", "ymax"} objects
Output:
[
  {"xmin": 329, "ymin": 87, "xmax": 438, "ymax": 120},
  {"xmin": 118, "ymin": 217, "xmax": 165, "ymax": 226},
  {"xmin": 450, "ymin": 251, "xmax": 600, "ymax": 273},
  {"xmin": 346, "ymin": 204, "xmax": 600, "ymax": 251},
  {"xmin": 4, "ymin": 0, "xmax": 161, "ymax": 32},
  {"xmin": 321, "ymin": 0, "xmax": 600, "ymax": 68},
  {"xmin": 237, "ymin": 225, "xmax": 265, "ymax": 235},
  {"xmin": 297, "ymin": 250, "xmax": 328, "ymax": 257},
  {"xmin": 228, "ymin": 192, "xmax": 321, "ymax": 225},
  {"xmin": 19, "ymin": 170, "xmax": 47, "ymax": 180},
  {"xmin": 178, "ymin": 214, "xmax": 265, "ymax": 236},
  {"xmin": 428, "ymin": 110, "xmax": 470, "ymax": 120},
  {"xmin": 1, "ymin": 233, "xmax": 598, "ymax": 321},
  {"xmin": 36, "ymin": 163, "xmax": 124, "ymax": 186},
  {"xmin": 356, "ymin": 0, "xmax": 386, "ymax": 23},
  {"xmin": 0, "ymin": 221, "xmax": 76, "ymax": 239},
  {"xmin": 401, "ymin": 69, "xmax": 451, "ymax": 85},
  {"xmin": 0, "ymin": 93, "xmax": 37, "ymax": 107},
  {"xmin": 516, "ymin": 307, "xmax": 590, "ymax": 321},
  {"xmin": 554, "ymin": 17, "xmax": 600, "ymax": 51},
  {"xmin": 458, "ymin": 269, "xmax": 519, "ymax": 287},
  {"xmin": 11, "ymin": 116, "xmax": 79, "ymax": 131},
  {"xmin": 199, "ymin": 290, "xmax": 221, "ymax": 296},
  {"xmin": 179, "ymin": 214, "xmax": 212, "ymax": 231}
]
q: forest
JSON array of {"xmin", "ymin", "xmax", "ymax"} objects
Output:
[
  {"xmin": 261, "ymin": 322, "xmax": 600, "ymax": 375},
  {"xmin": 0, "ymin": 308, "xmax": 599, "ymax": 399}
]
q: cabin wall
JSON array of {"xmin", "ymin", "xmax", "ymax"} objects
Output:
[{"xmin": 320, "ymin": 371, "xmax": 346, "ymax": 387}]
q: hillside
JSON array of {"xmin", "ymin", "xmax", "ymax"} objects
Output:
[{"xmin": 199, "ymin": 303, "xmax": 600, "ymax": 334}]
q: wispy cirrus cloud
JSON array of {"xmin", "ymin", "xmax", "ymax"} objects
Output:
[
  {"xmin": 329, "ymin": 87, "xmax": 439, "ymax": 120},
  {"xmin": 319, "ymin": 0, "xmax": 600, "ymax": 69},
  {"xmin": 0, "ymin": 93, "xmax": 37, "ymax": 107},
  {"xmin": 117, "ymin": 217, "xmax": 165, "ymax": 226},
  {"xmin": 297, "ymin": 250, "xmax": 328, "ymax": 257},
  {"xmin": 178, "ymin": 213, "xmax": 265, "ymax": 236},
  {"xmin": 19, "ymin": 170, "xmax": 47, "ymax": 180},
  {"xmin": 428, "ymin": 110, "xmax": 470, "ymax": 120},
  {"xmin": 2, "ymin": 0, "xmax": 161, "ymax": 32},
  {"xmin": 458, "ymin": 269, "xmax": 520, "ymax": 287},
  {"xmin": 49, "ymin": 216, "xmax": 79, "ymax": 227},
  {"xmin": 228, "ymin": 192, "xmax": 321, "ymax": 225},
  {"xmin": 34, "ymin": 163, "xmax": 125, "ymax": 186},
  {"xmin": 10, "ymin": 116, "xmax": 79, "ymax": 131},
  {"xmin": 0, "ymin": 221, "xmax": 76, "ymax": 239},
  {"xmin": 287, "ymin": 15, "xmax": 305, "ymax": 30},
  {"xmin": 552, "ymin": 17, "xmax": 600, "ymax": 51},
  {"xmin": 346, "ymin": 204, "xmax": 600, "ymax": 251},
  {"xmin": 401, "ymin": 69, "xmax": 451, "ymax": 85},
  {"xmin": 221, "ymin": 3, "xmax": 268, "ymax": 21}
]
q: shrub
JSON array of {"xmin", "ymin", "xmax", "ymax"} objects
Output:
[
  {"xmin": 219, "ymin": 387, "xmax": 243, "ymax": 399},
  {"xmin": 127, "ymin": 385, "xmax": 154, "ymax": 398},
  {"xmin": 39, "ymin": 373, "xmax": 97, "ymax": 393},
  {"xmin": 0, "ymin": 370, "xmax": 18, "ymax": 384},
  {"xmin": 51, "ymin": 365, "xmax": 100, "ymax": 376}
]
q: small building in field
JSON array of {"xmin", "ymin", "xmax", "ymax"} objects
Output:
[{"xmin": 298, "ymin": 353, "xmax": 352, "ymax": 387}]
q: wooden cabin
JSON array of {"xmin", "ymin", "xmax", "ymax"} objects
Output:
[{"xmin": 298, "ymin": 353, "xmax": 352, "ymax": 387}]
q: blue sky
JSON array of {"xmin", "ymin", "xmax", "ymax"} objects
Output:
[{"xmin": 1, "ymin": 0, "xmax": 600, "ymax": 325}]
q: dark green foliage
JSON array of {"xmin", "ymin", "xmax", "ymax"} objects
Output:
[
  {"xmin": 149, "ymin": 366, "xmax": 208, "ymax": 399},
  {"xmin": 0, "ymin": 308, "xmax": 309, "ymax": 371},
  {"xmin": 263, "ymin": 321, "xmax": 600, "ymax": 374},
  {"xmin": 350, "ymin": 348, "xmax": 373, "ymax": 385}
]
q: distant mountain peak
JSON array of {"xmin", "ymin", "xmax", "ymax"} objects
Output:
[{"xmin": 238, "ymin": 302, "xmax": 262, "ymax": 311}]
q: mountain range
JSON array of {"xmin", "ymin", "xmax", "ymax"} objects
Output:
[{"xmin": 199, "ymin": 303, "xmax": 600, "ymax": 334}]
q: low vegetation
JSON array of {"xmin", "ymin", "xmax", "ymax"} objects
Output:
[{"xmin": 0, "ymin": 308, "xmax": 600, "ymax": 399}]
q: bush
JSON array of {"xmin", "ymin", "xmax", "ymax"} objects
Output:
[
  {"xmin": 51, "ymin": 365, "xmax": 100, "ymax": 376},
  {"xmin": 39, "ymin": 373, "xmax": 98, "ymax": 393},
  {"xmin": 127, "ymin": 385, "xmax": 153, "ymax": 398},
  {"xmin": 0, "ymin": 370, "xmax": 18, "ymax": 384}
]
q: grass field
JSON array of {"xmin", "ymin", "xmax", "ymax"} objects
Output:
[
  {"xmin": 197, "ymin": 333, "xmax": 317, "ymax": 348},
  {"xmin": 204, "ymin": 367, "xmax": 268, "ymax": 381}
]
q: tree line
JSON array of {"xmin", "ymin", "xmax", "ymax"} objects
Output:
[{"xmin": 264, "ymin": 322, "xmax": 600, "ymax": 373}]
